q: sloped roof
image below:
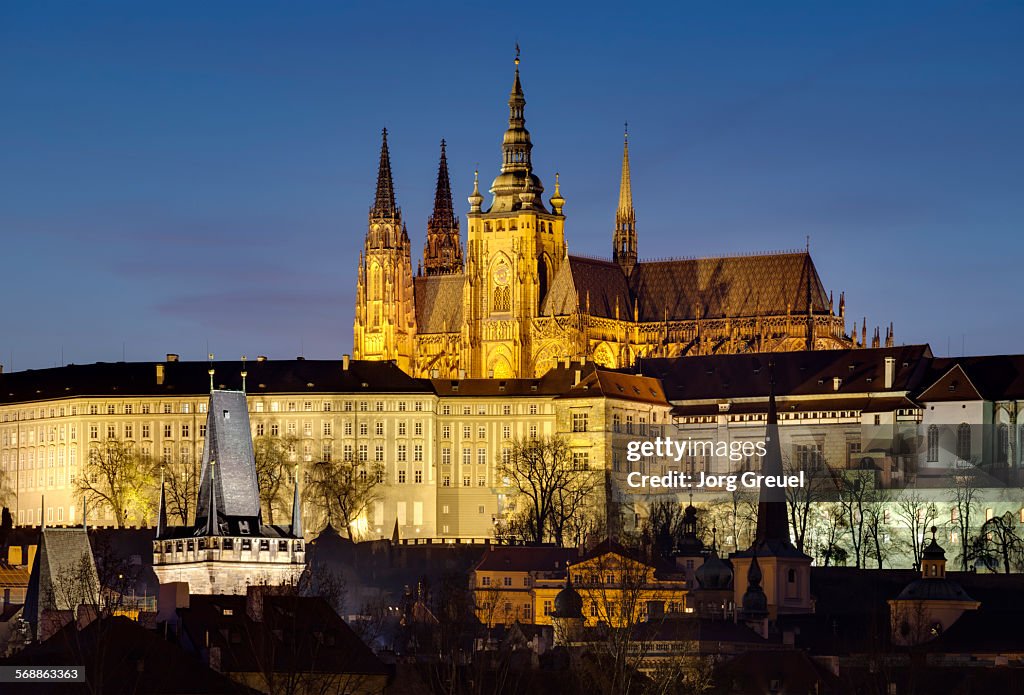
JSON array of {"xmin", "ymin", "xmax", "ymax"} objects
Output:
[
  {"xmin": 560, "ymin": 369, "xmax": 669, "ymax": 405},
  {"xmin": 473, "ymin": 546, "xmax": 577, "ymax": 573},
  {"xmin": 0, "ymin": 358, "xmax": 432, "ymax": 404},
  {"xmin": 630, "ymin": 252, "xmax": 829, "ymax": 322},
  {"xmin": 919, "ymin": 355, "xmax": 1024, "ymax": 401},
  {"xmin": 23, "ymin": 527, "xmax": 99, "ymax": 632},
  {"xmin": 195, "ymin": 391, "xmax": 262, "ymax": 528},
  {"xmin": 414, "ymin": 274, "xmax": 464, "ymax": 334},
  {"xmin": 638, "ymin": 345, "xmax": 934, "ymax": 402},
  {"xmin": 561, "ymin": 257, "xmax": 633, "ymax": 319}
]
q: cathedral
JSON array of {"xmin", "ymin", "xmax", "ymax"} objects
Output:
[{"xmin": 353, "ymin": 54, "xmax": 884, "ymax": 379}]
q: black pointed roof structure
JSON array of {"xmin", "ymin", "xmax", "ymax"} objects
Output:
[{"xmin": 371, "ymin": 128, "xmax": 398, "ymax": 220}]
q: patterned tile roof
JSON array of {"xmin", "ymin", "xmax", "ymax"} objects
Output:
[
  {"xmin": 629, "ymin": 252, "xmax": 830, "ymax": 322},
  {"xmin": 555, "ymin": 256, "xmax": 633, "ymax": 319},
  {"xmin": 23, "ymin": 527, "xmax": 98, "ymax": 632},
  {"xmin": 414, "ymin": 274, "xmax": 465, "ymax": 333}
]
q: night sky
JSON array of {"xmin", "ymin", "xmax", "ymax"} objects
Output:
[{"xmin": 2, "ymin": 1, "xmax": 1021, "ymax": 371}]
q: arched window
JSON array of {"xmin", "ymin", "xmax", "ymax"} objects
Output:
[
  {"xmin": 537, "ymin": 257, "xmax": 549, "ymax": 306},
  {"xmin": 927, "ymin": 425, "xmax": 939, "ymax": 462},
  {"xmin": 956, "ymin": 423, "xmax": 971, "ymax": 462},
  {"xmin": 493, "ymin": 286, "xmax": 511, "ymax": 313},
  {"xmin": 996, "ymin": 424, "xmax": 1009, "ymax": 464}
]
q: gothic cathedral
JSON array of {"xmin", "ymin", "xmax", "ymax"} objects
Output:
[{"xmin": 353, "ymin": 55, "xmax": 886, "ymax": 379}]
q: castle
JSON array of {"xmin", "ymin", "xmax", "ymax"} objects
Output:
[{"xmin": 353, "ymin": 54, "xmax": 884, "ymax": 379}]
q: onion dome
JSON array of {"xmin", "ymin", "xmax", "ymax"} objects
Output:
[
  {"xmin": 468, "ymin": 169, "xmax": 484, "ymax": 212},
  {"xmin": 695, "ymin": 549, "xmax": 733, "ymax": 590},
  {"xmin": 552, "ymin": 576, "xmax": 584, "ymax": 620},
  {"xmin": 549, "ymin": 172, "xmax": 565, "ymax": 214}
]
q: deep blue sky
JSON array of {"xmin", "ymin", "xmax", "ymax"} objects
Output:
[{"xmin": 2, "ymin": 1, "xmax": 1021, "ymax": 370}]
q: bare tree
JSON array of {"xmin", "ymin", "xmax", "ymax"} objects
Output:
[
  {"xmin": 971, "ymin": 511, "xmax": 1024, "ymax": 574},
  {"xmin": 499, "ymin": 436, "xmax": 598, "ymax": 546},
  {"xmin": 306, "ymin": 458, "xmax": 382, "ymax": 539},
  {"xmin": 863, "ymin": 486, "xmax": 897, "ymax": 569},
  {"xmin": 163, "ymin": 461, "xmax": 200, "ymax": 526},
  {"xmin": 948, "ymin": 470, "xmax": 982, "ymax": 571},
  {"xmin": 832, "ymin": 468, "xmax": 876, "ymax": 568},
  {"xmin": 893, "ymin": 491, "xmax": 939, "ymax": 568},
  {"xmin": 78, "ymin": 439, "xmax": 158, "ymax": 528},
  {"xmin": 784, "ymin": 456, "xmax": 828, "ymax": 554},
  {"xmin": 814, "ymin": 502, "xmax": 848, "ymax": 567},
  {"xmin": 253, "ymin": 434, "xmax": 298, "ymax": 524}
]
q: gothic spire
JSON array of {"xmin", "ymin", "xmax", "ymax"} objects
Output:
[
  {"xmin": 424, "ymin": 139, "xmax": 463, "ymax": 275},
  {"xmin": 755, "ymin": 364, "xmax": 790, "ymax": 546},
  {"xmin": 291, "ymin": 466, "xmax": 302, "ymax": 539},
  {"xmin": 372, "ymin": 128, "xmax": 398, "ymax": 219},
  {"xmin": 156, "ymin": 470, "xmax": 168, "ymax": 539},
  {"xmin": 613, "ymin": 124, "xmax": 637, "ymax": 275}
]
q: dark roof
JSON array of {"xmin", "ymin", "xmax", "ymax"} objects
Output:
[
  {"xmin": 918, "ymin": 355, "xmax": 1024, "ymax": 401},
  {"xmin": 24, "ymin": 527, "xmax": 98, "ymax": 630},
  {"xmin": 473, "ymin": 546, "xmax": 577, "ymax": 573},
  {"xmin": 414, "ymin": 274, "xmax": 464, "ymax": 333},
  {"xmin": 631, "ymin": 616, "xmax": 767, "ymax": 644},
  {"xmin": 560, "ymin": 369, "xmax": 669, "ymax": 405},
  {"xmin": 895, "ymin": 577, "xmax": 976, "ymax": 602},
  {"xmin": 178, "ymin": 593, "xmax": 388, "ymax": 678},
  {"xmin": 630, "ymin": 252, "xmax": 829, "ymax": 321},
  {"xmin": 0, "ymin": 358, "xmax": 432, "ymax": 405},
  {"xmin": 194, "ymin": 390, "xmax": 262, "ymax": 531},
  {"xmin": 0, "ymin": 615, "xmax": 251, "ymax": 694},
  {"xmin": 638, "ymin": 345, "xmax": 934, "ymax": 402}
]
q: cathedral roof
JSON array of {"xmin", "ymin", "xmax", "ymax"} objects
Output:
[
  {"xmin": 540, "ymin": 256, "xmax": 633, "ymax": 319},
  {"xmin": 413, "ymin": 274, "xmax": 465, "ymax": 334},
  {"xmin": 629, "ymin": 251, "xmax": 829, "ymax": 322}
]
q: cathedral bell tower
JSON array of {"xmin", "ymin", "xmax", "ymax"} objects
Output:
[
  {"xmin": 353, "ymin": 129, "xmax": 416, "ymax": 373},
  {"xmin": 463, "ymin": 49, "xmax": 567, "ymax": 378}
]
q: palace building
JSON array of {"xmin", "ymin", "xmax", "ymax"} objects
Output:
[{"xmin": 353, "ymin": 54, "xmax": 879, "ymax": 380}]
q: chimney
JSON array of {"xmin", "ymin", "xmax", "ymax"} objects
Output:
[
  {"xmin": 342, "ymin": 354, "xmax": 350, "ymax": 371},
  {"xmin": 458, "ymin": 369, "xmax": 466, "ymax": 380},
  {"xmin": 573, "ymin": 370, "xmax": 581, "ymax": 386},
  {"xmin": 166, "ymin": 353, "xmax": 179, "ymax": 362},
  {"xmin": 257, "ymin": 355, "xmax": 267, "ymax": 362},
  {"xmin": 563, "ymin": 357, "xmax": 570, "ymax": 368},
  {"xmin": 155, "ymin": 364, "xmax": 165, "ymax": 385},
  {"xmin": 430, "ymin": 369, "xmax": 439, "ymax": 378},
  {"xmin": 0, "ymin": 364, "xmax": 4, "ymax": 374},
  {"xmin": 488, "ymin": 369, "xmax": 494, "ymax": 379},
  {"xmin": 833, "ymin": 377, "xmax": 842, "ymax": 391},
  {"xmin": 884, "ymin": 356, "xmax": 895, "ymax": 389}
]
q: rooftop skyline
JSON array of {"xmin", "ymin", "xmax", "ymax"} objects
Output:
[{"xmin": 2, "ymin": 1, "xmax": 1022, "ymax": 371}]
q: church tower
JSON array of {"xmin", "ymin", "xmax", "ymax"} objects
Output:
[
  {"xmin": 353, "ymin": 129, "xmax": 416, "ymax": 373},
  {"xmin": 612, "ymin": 127, "xmax": 637, "ymax": 276},
  {"xmin": 463, "ymin": 49, "xmax": 567, "ymax": 378},
  {"xmin": 423, "ymin": 139, "xmax": 463, "ymax": 276}
]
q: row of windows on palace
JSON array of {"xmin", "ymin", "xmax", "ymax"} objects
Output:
[
  {"xmin": 0, "ymin": 398, "xmax": 567, "ymax": 422},
  {"xmin": 925, "ymin": 423, "xmax": 1024, "ymax": 463}
]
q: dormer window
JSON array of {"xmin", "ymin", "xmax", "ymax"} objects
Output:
[
  {"xmin": 239, "ymin": 520, "xmax": 251, "ymax": 535},
  {"xmin": 223, "ymin": 410, "xmax": 230, "ymax": 420}
]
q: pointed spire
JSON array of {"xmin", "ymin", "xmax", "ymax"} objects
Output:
[
  {"xmin": 371, "ymin": 128, "xmax": 398, "ymax": 219},
  {"xmin": 613, "ymin": 123, "xmax": 637, "ymax": 276},
  {"xmin": 206, "ymin": 460, "xmax": 219, "ymax": 536},
  {"xmin": 391, "ymin": 518, "xmax": 400, "ymax": 545},
  {"xmin": 468, "ymin": 168, "xmax": 483, "ymax": 212},
  {"xmin": 291, "ymin": 465, "xmax": 302, "ymax": 539},
  {"xmin": 156, "ymin": 469, "xmax": 168, "ymax": 539},
  {"xmin": 755, "ymin": 363, "xmax": 790, "ymax": 546},
  {"xmin": 549, "ymin": 172, "xmax": 565, "ymax": 214},
  {"xmin": 424, "ymin": 139, "xmax": 462, "ymax": 276}
]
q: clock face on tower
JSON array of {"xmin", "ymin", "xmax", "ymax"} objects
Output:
[{"xmin": 493, "ymin": 263, "xmax": 510, "ymax": 286}]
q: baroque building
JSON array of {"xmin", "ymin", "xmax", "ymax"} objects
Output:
[{"xmin": 353, "ymin": 54, "xmax": 870, "ymax": 379}]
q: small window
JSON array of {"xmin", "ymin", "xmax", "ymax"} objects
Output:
[{"xmin": 239, "ymin": 520, "xmax": 251, "ymax": 535}]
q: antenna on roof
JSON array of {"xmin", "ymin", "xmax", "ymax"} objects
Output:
[{"xmin": 241, "ymin": 355, "xmax": 248, "ymax": 393}]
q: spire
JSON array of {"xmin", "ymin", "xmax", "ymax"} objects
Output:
[
  {"xmin": 613, "ymin": 124, "xmax": 637, "ymax": 276},
  {"xmin": 755, "ymin": 364, "xmax": 790, "ymax": 546},
  {"xmin": 488, "ymin": 47, "xmax": 543, "ymax": 209},
  {"xmin": 157, "ymin": 470, "xmax": 168, "ymax": 538},
  {"xmin": 548, "ymin": 172, "xmax": 565, "ymax": 214},
  {"xmin": 468, "ymin": 168, "xmax": 483, "ymax": 212},
  {"xmin": 291, "ymin": 465, "xmax": 302, "ymax": 539},
  {"xmin": 206, "ymin": 460, "xmax": 219, "ymax": 536},
  {"xmin": 424, "ymin": 139, "xmax": 463, "ymax": 276},
  {"xmin": 391, "ymin": 518, "xmax": 400, "ymax": 545},
  {"xmin": 371, "ymin": 128, "xmax": 397, "ymax": 219}
]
